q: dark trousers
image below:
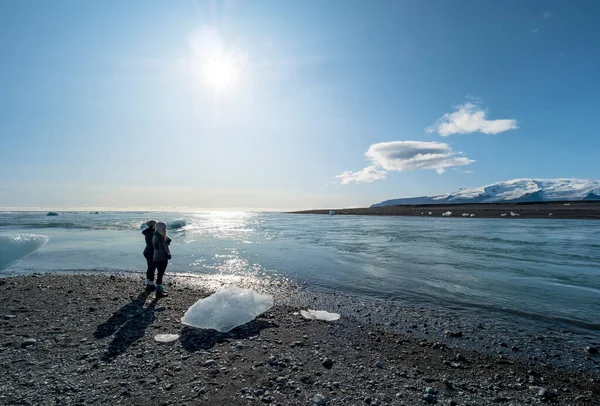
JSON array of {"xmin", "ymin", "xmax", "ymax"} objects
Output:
[
  {"xmin": 145, "ymin": 255, "xmax": 157, "ymax": 281},
  {"xmin": 155, "ymin": 260, "xmax": 168, "ymax": 285}
]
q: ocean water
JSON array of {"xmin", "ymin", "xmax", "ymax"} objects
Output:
[{"xmin": 1, "ymin": 211, "xmax": 599, "ymax": 343}]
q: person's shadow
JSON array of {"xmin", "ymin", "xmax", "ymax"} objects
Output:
[
  {"xmin": 94, "ymin": 291, "xmax": 161, "ymax": 361},
  {"xmin": 94, "ymin": 291, "xmax": 151, "ymax": 339},
  {"xmin": 179, "ymin": 319, "xmax": 277, "ymax": 352}
]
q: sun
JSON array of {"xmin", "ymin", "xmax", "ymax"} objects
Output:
[{"xmin": 202, "ymin": 54, "xmax": 239, "ymax": 91}]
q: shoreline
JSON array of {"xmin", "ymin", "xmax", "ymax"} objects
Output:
[
  {"xmin": 1, "ymin": 274, "xmax": 598, "ymax": 405},
  {"xmin": 290, "ymin": 201, "xmax": 600, "ymax": 220}
]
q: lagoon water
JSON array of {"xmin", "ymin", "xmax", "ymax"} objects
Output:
[{"xmin": 1, "ymin": 211, "xmax": 599, "ymax": 340}]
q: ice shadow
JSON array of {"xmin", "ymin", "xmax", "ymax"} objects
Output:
[
  {"xmin": 94, "ymin": 290, "xmax": 152, "ymax": 339},
  {"xmin": 179, "ymin": 319, "xmax": 277, "ymax": 352}
]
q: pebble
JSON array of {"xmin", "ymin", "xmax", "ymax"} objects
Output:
[
  {"xmin": 312, "ymin": 393, "xmax": 327, "ymax": 405},
  {"xmin": 21, "ymin": 338, "xmax": 37, "ymax": 347},
  {"xmin": 425, "ymin": 387, "xmax": 436, "ymax": 394},
  {"xmin": 586, "ymin": 346, "xmax": 598, "ymax": 355},
  {"xmin": 423, "ymin": 393, "xmax": 435, "ymax": 402},
  {"xmin": 4, "ymin": 315, "xmax": 16, "ymax": 319},
  {"xmin": 322, "ymin": 358, "xmax": 334, "ymax": 369},
  {"xmin": 374, "ymin": 361, "xmax": 383, "ymax": 369},
  {"xmin": 276, "ymin": 376, "xmax": 287, "ymax": 385},
  {"xmin": 203, "ymin": 359, "xmax": 216, "ymax": 367}
]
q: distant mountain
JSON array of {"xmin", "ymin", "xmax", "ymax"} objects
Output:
[{"xmin": 371, "ymin": 179, "xmax": 600, "ymax": 207}]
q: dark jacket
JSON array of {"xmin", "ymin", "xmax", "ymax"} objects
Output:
[
  {"xmin": 152, "ymin": 232, "xmax": 171, "ymax": 262},
  {"xmin": 142, "ymin": 227, "xmax": 154, "ymax": 258}
]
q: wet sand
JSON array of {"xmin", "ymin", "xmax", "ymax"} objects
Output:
[
  {"xmin": 291, "ymin": 201, "xmax": 600, "ymax": 219},
  {"xmin": 1, "ymin": 274, "xmax": 599, "ymax": 405}
]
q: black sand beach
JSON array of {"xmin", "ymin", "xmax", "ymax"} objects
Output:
[
  {"xmin": 1, "ymin": 274, "xmax": 599, "ymax": 405},
  {"xmin": 291, "ymin": 201, "xmax": 600, "ymax": 220}
]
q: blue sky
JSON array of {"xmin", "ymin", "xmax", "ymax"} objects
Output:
[{"xmin": 1, "ymin": 0, "xmax": 599, "ymax": 210}]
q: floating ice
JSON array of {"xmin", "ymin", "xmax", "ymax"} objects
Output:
[
  {"xmin": 0, "ymin": 234, "xmax": 49, "ymax": 271},
  {"xmin": 300, "ymin": 309, "xmax": 341, "ymax": 321},
  {"xmin": 181, "ymin": 288, "xmax": 273, "ymax": 332},
  {"xmin": 154, "ymin": 334, "xmax": 179, "ymax": 343},
  {"xmin": 441, "ymin": 211, "xmax": 452, "ymax": 217}
]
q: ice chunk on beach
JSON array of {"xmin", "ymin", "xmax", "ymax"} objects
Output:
[
  {"xmin": 510, "ymin": 211, "xmax": 520, "ymax": 216},
  {"xmin": 501, "ymin": 213, "xmax": 508, "ymax": 217},
  {"xmin": 461, "ymin": 213, "xmax": 470, "ymax": 217},
  {"xmin": 441, "ymin": 211, "xmax": 452, "ymax": 217},
  {"xmin": 154, "ymin": 334, "xmax": 179, "ymax": 343},
  {"xmin": 300, "ymin": 309, "xmax": 341, "ymax": 321},
  {"xmin": 181, "ymin": 288, "xmax": 273, "ymax": 332}
]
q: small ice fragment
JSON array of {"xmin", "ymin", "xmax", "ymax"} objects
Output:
[
  {"xmin": 510, "ymin": 212, "xmax": 520, "ymax": 216},
  {"xmin": 442, "ymin": 211, "xmax": 452, "ymax": 217},
  {"xmin": 470, "ymin": 214, "xmax": 476, "ymax": 217},
  {"xmin": 154, "ymin": 334, "xmax": 179, "ymax": 343},
  {"xmin": 428, "ymin": 212, "xmax": 433, "ymax": 215},
  {"xmin": 181, "ymin": 288, "xmax": 273, "ymax": 332},
  {"xmin": 300, "ymin": 309, "xmax": 340, "ymax": 321},
  {"xmin": 501, "ymin": 213, "xmax": 507, "ymax": 217},
  {"xmin": 462, "ymin": 213, "xmax": 469, "ymax": 217},
  {"xmin": 549, "ymin": 213, "xmax": 553, "ymax": 216}
]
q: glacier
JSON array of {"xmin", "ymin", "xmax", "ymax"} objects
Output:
[
  {"xmin": 181, "ymin": 288, "xmax": 273, "ymax": 332},
  {"xmin": 372, "ymin": 178, "xmax": 600, "ymax": 207}
]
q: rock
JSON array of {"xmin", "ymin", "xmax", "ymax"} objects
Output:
[
  {"xmin": 276, "ymin": 376, "xmax": 287, "ymax": 385},
  {"xmin": 203, "ymin": 359, "xmax": 217, "ymax": 367},
  {"xmin": 374, "ymin": 361, "xmax": 383, "ymax": 369},
  {"xmin": 425, "ymin": 387, "xmax": 436, "ymax": 394},
  {"xmin": 423, "ymin": 393, "xmax": 435, "ymax": 402},
  {"xmin": 312, "ymin": 393, "xmax": 327, "ymax": 405},
  {"xmin": 3, "ymin": 315, "xmax": 16, "ymax": 320},
  {"xmin": 586, "ymin": 346, "xmax": 599, "ymax": 355},
  {"xmin": 322, "ymin": 358, "xmax": 334, "ymax": 369},
  {"xmin": 537, "ymin": 388, "xmax": 555, "ymax": 399},
  {"xmin": 21, "ymin": 338, "xmax": 37, "ymax": 347},
  {"xmin": 455, "ymin": 353, "xmax": 466, "ymax": 362},
  {"xmin": 444, "ymin": 330, "xmax": 463, "ymax": 338}
]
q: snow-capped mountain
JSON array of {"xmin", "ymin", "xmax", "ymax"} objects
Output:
[{"xmin": 371, "ymin": 179, "xmax": 600, "ymax": 207}]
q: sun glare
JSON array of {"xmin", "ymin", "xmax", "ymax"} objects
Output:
[{"xmin": 203, "ymin": 54, "xmax": 239, "ymax": 91}]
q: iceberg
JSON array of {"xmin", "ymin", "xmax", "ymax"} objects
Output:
[
  {"xmin": 300, "ymin": 309, "xmax": 340, "ymax": 321},
  {"xmin": 0, "ymin": 234, "xmax": 49, "ymax": 271},
  {"xmin": 181, "ymin": 288, "xmax": 273, "ymax": 332}
]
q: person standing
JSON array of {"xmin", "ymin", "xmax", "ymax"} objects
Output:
[
  {"xmin": 142, "ymin": 220, "xmax": 158, "ymax": 291},
  {"xmin": 152, "ymin": 221, "xmax": 171, "ymax": 298}
]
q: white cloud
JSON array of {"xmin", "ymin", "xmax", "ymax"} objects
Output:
[
  {"xmin": 335, "ymin": 165, "xmax": 387, "ymax": 185},
  {"xmin": 541, "ymin": 11, "xmax": 552, "ymax": 19},
  {"xmin": 428, "ymin": 102, "xmax": 518, "ymax": 136},
  {"xmin": 531, "ymin": 28, "xmax": 539, "ymax": 34},
  {"xmin": 336, "ymin": 141, "xmax": 474, "ymax": 184}
]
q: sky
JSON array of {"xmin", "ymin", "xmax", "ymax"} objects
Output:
[{"xmin": 1, "ymin": 0, "xmax": 599, "ymax": 210}]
